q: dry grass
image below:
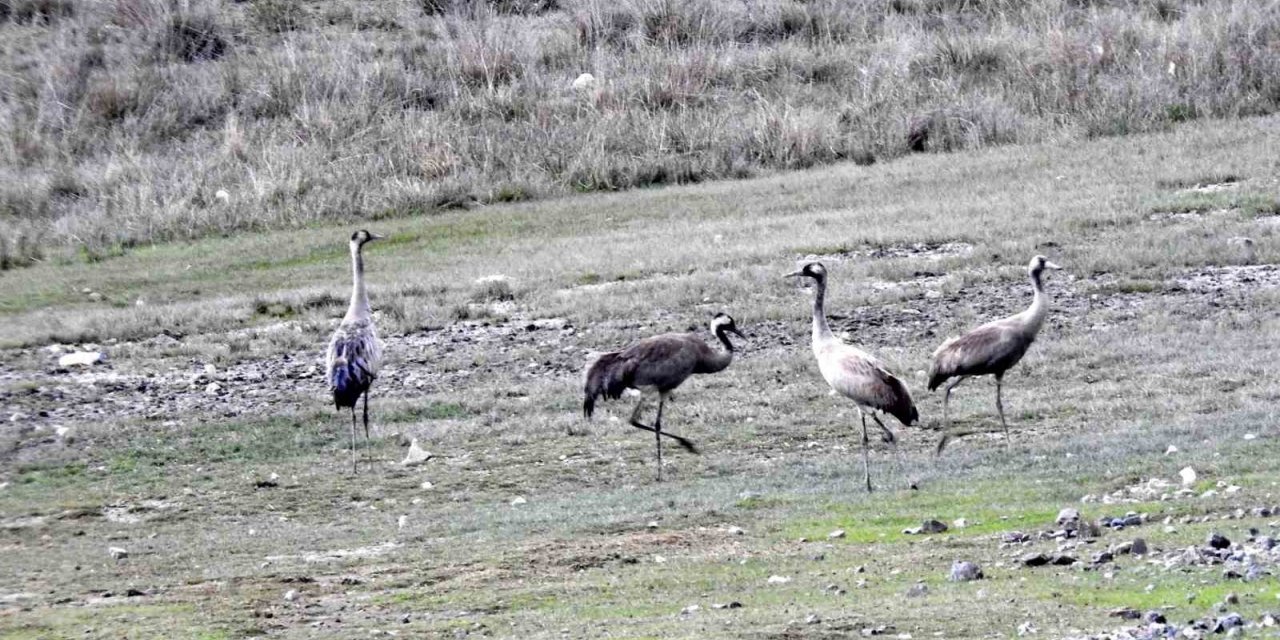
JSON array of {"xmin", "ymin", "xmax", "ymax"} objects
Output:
[{"xmin": 1, "ymin": 0, "xmax": 1279, "ymax": 262}]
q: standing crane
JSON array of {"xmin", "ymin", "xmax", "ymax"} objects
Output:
[
  {"xmin": 583, "ymin": 313, "xmax": 745, "ymax": 481},
  {"xmin": 785, "ymin": 262, "xmax": 918, "ymax": 492},
  {"xmin": 929, "ymin": 254, "xmax": 1062, "ymax": 453},
  {"xmin": 326, "ymin": 230, "xmax": 385, "ymax": 473}
]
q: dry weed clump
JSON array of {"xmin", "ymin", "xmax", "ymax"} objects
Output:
[{"xmin": 2, "ymin": 0, "xmax": 1279, "ymax": 265}]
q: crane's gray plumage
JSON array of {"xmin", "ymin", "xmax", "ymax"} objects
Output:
[
  {"xmin": 929, "ymin": 254, "xmax": 1061, "ymax": 454},
  {"xmin": 325, "ymin": 229, "xmax": 384, "ymax": 472},
  {"xmin": 785, "ymin": 262, "xmax": 918, "ymax": 492},
  {"xmin": 582, "ymin": 313, "xmax": 744, "ymax": 480}
]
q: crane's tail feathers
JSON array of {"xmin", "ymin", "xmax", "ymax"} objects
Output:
[{"xmin": 582, "ymin": 351, "xmax": 633, "ymax": 418}]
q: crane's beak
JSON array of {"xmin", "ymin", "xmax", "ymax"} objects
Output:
[
  {"xmin": 782, "ymin": 270, "xmax": 804, "ymax": 279},
  {"xmin": 1045, "ymin": 261, "xmax": 1063, "ymax": 270},
  {"xmin": 728, "ymin": 327, "xmax": 746, "ymax": 340},
  {"xmin": 368, "ymin": 232, "xmax": 386, "ymax": 241}
]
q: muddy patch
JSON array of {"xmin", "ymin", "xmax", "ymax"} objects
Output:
[
  {"xmin": 798, "ymin": 241, "xmax": 973, "ymax": 264},
  {"xmin": 1170, "ymin": 264, "xmax": 1280, "ymax": 293},
  {"xmin": 102, "ymin": 499, "xmax": 182, "ymax": 524}
]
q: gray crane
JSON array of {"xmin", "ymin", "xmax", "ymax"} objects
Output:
[
  {"xmin": 325, "ymin": 230, "xmax": 385, "ymax": 473},
  {"xmin": 785, "ymin": 262, "xmax": 918, "ymax": 492},
  {"xmin": 583, "ymin": 313, "xmax": 745, "ymax": 481},
  {"xmin": 929, "ymin": 254, "xmax": 1062, "ymax": 454}
]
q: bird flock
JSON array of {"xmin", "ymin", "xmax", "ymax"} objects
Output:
[{"xmin": 326, "ymin": 230, "xmax": 1061, "ymax": 489}]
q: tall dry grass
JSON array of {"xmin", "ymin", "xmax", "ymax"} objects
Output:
[{"xmin": 1, "ymin": 0, "xmax": 1278, "ymax": 264}]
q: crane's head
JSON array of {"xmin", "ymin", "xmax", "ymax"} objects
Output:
[
  {"xmin": 1028, "ymin": 254, "xmax": 1062, "ymax": 276},
  {"xmin": 783, "ymin": 261, "xmax": 827, "ymax": 283},
  {"xmin": 350, "ymin": 229, "xmax": 385, "ymax": 249},
  {"xmin": 710, "ymin": 312, "xmax": 746, "ymax": 340}
]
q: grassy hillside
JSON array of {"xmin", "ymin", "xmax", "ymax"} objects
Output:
[
  {"xmin": 2, "ymin": 114, "xmax": 1280, "ymax": 637},
  {"xmin": 2, "ymin": 0, "xmax": 1279, "ymax": 265}
]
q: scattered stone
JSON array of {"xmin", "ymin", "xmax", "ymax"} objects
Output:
[
  {"xmin": 952, "ymin": 518, "xmax": 968, "ymax": 529},
  {"xmin": 54, "ymin": 425, "xmax": 75, "ymax": 443},
  {"xmin": 1131, "ymin": 538, "xmax": 1148, "ymax": 556},
  {"xmin": 58, "ymin": 351, "xmax": 105, "ymax": 367},
  {"xmin": 904, "ymin": 519, "xmax": 948, "ymax": 535},
  {"xmin": 767, "ymin": 575, "xmax": 791, "ymax": 585},
  {"xmin": 828, "ymin": 529, "xmax": 846, "ymax": 540},
  {"xmin": 948, "ymin": 561, "xmax": 983, "ymax": 582},
  {"xmin": 397, "ymin": 515, "xmax": 408, "ymax": 530},
  {"xmin": 1225, "ymin": 592, "xmax": 1239, "ymax": 605},
  {"xmin": 905, "ymin": 582, "xmax": 928, "ymax": 597},
  {"xmin": 283, "ymin": 589, "xmax": 299, "ymax": 602},
  {"xmin": 1207, "ymin": 532, "xmax": 1231, "ymax": 549},
  {"xmin": 124, "ymin": 588, "xmax": 146, "ymax": 597},
  {"xmin": 1021, "ymin": 552, "xmax": 1050, "ymax": 567},
  {"xmin": 680, "ymin": 604, "xmax": 699, "ymax": 615},
  {"xmin": 1144, "ymin": 611, "xmax": 1167, "ymax": 624},
  {"xmin": 1166, "ymin": 445, "xmax": 1179, "ymax": 455},
  {"xmin": 862, "ymin": 625, "xmax": 893, "ymax": 636},
  {"xmin": 1108, "ymin": 607, "xmax": 1140, "ymax": 619},
  {"xmin": 1056, "ymin": 508, "xmax": 1081, "ymax": 529},
  {"xmin": 509, "ymin": 496, "xmax": 527, "ymax": 506},
  {"xmin": 1050, "ymin": 554, "xmax": 1078, "ymax": 566},
  {"xmin": 1261, "ymin": 613, "xmax": 1277, "ymax": 627},
  {"xmin": 1017, "ymin": 621, "xmax": 1037, "ymax": 636},
  {"xmin": 1001, "ymin": 531, "xmax": 1031, "ymax": 544},
  {"xmin": 646, "ymin": 521, "xmax": 659, "ymax": 529},
  {"xmin": 571, "ymin": 73, "xmax": 596, "ymax": 90},
  {"xmin": 1180, "ymin": 467, "xmax": 1198, "ymax": 486},
  {"xmin": 401, "ymin": 439, "xmax": 432, "ymax": 466},
  {"xmin": 805, "ymin": 613, "xmax": 821, "ymax": 624},
  {"xmin": 726, "ymin": 526, "xmax": 746, "ymax": 536},
  {"xmin": 1212, "ymin": 613, "xmax": 1244, "ymax": 633},
  {"xmin": 711, "ymin": 601, "xmax": 743, "ymax": 609},
  {"xmin": 108, "ymin": 547, "xmax": 128, "ymax": 560},
  {"xmin": 204, "ymin": 382, "xmax": 222, "ymax": 396},
  {"xmin": 1091, "ymin": 551, "xmax": 1114, "ymax": 565}
]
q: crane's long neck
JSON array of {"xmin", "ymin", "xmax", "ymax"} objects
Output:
[
  {"xmin": 811, "ymin": 277, "xmax": 835, "ymax": 344},
  {"xmin": 346, "ymin": 242, "xmax": 369, "ymax": 321},
  {"xmin": 1023, "ymin": 268, "xmax": 1049, "ymax": 333},
  {"xmin": 701, "ymin": 327, "xmax": 736, "ymax": 373}
]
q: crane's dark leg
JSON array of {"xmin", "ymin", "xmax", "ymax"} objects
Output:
[
  {"xmin": 860, "ymin": 410, "xmax": 872, "ymax": 493},
  {"xmin": 870, "ymin": 413, "xmax": 895, "ymax": 445},
  {"xmin": 363, "ymin": 391, "xmax": 370, "ymax": 440},
  {"xmin": 942, "ymin": 376, "xmax": 966, "ymax": 431},
  {"xmin": 653, "ymin": 393, "xmax": 667, "ymax": 481},
  {"xmin": 349, "ymin": 407, "xmax": 358, "ymax": 474},
  {"xmin": 629, "ymin": 393, "xmax": 698, "ymax": 454},
  {"xmin": 935, "ymin": 376, "xmax": 967, "ymax": 456},
  {"xmin": 995, "ymin": 374, "xmax": 1009, "ymax": 447}
]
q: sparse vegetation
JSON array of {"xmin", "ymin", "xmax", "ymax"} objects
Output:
[
  {"xmin": 3, "ymin": 112, "xmax": 1280, "ymax": 637},
  {"xmin": 2, "ymin": 0, "xmax": 1280, "ymax": 263}
]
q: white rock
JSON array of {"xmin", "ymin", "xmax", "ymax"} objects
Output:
[
  {"xmin": 571, "ymin": 73, "xmax": 595, "ymax": 90},
  {"xmin": 726, "ymin": 525, "xmax": 746, "ymax": 536},
  {"xmin": 215, "ymin": 189, "xmax": 230, "ymax": 203},
  {"xmin": 108, "ymin": 547, "xmax": 128, "ymax": 560},
  {"xmin": 952, "ymin": 518, "xmax": 968, "ymax": 529},
  {"xmin": 1225, "ymin": 485, "xmax": 1242, "ymax": 494},
  {"xmin": 680, "ymin": 604, "xmax": 699, "ymax": 615},
  {"xmin": 54, "ymin": 425, "xmax": 74, "ymax": 442},
  {"xmin": 402, "ymin": 439, "xmax": 432, "ymax": 466},
  {"xmin": 1180, "ymin": 467, "xmax": 1197, "ymax": 486},
  {"xmin": 419, "ymin": 481, "xmax": 433, "ymax": 490},
  {"xmin": 767, "ymin": 575, "xmax": 792, "ymax": 584},
  {"xmin": 510, "ymin": 496, "xmax": 527, "ymax": 506},
  {"xmin": 398, "ymin": 515, "xmax": 408, "ymax": 530},
  {"xmin": 1166, "ymin": 445, "xmax": 1179, "ymax": 455},
  {"xmin": 828, "ymin": 529, "xmax": 846, "ymax": 539},
  {"xmin": 283, "ymin": 589, "xmax": 299, "ymax": 602},
  {"xmin": 58, "ymin": 351, "xmax": 104, "ymax": 367},
  {"xmin": 1243, "ymin": 433, "xmax": 1257, "ymax": 441},
  {"xmin": 646, "ymin": 521, "xmax": 659, "ymax": 529},
  {"xmin": 204, "ymin": 382, "xmax": 222, "ymax": 396}
]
